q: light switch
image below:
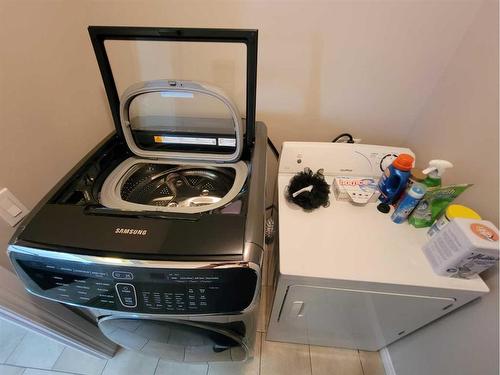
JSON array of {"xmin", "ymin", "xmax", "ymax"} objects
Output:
[
  {"xmin": 0, "ymin": 188, "xmax": 28, "ymax": 227},
  {"xmin": 7, "ymin": 204, "xmax": 22, "ymax": 217}
]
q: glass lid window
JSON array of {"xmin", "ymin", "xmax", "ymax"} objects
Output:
[{"xmin": 128, "ymin": 90, "xmax": 237, "ymax": 153}]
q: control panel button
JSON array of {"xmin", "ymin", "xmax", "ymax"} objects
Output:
[
  {"xmin": 112, "ymin": 271, "xmax": 134, "ymax": 280},
  {"xmin": 115, "ymin": 283, "xmax": 137, "ymax": 308}
]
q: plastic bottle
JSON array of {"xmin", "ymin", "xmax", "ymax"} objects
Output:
[
  {"xmin": 422, "ymin": 160, "xmax": 453, "ymax": 187},
  {"xmin": 408, "ymin": 168, "xmax": 426, "ymax": 188},
  {"xmin": 377, "ymin": 154, "xmax": 414, "ymax": 205},
  {"xmin": 391, "ymin": 183, "xmax": 427, "ymax": 223},
  {"xmin": 394, "ymin": 168, "xmax": 426, "ymax": 205}
]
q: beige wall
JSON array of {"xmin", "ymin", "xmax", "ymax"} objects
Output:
[
  {"xmin": 405, "ymin": 0, "xmax": 499, "ymax": 226},
  {"xmin": 85, "ymin": 0, "xmax": 484, "ymax": 147},
  {"xmin": 388, "ymin": 2, "xmax": 498, "ymax": 375}
]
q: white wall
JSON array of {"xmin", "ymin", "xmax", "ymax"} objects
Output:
[
  {"xmin": 404, "ymin": 0, "xmax": 499, "ymax": 226},
  {"xmin": 387, "ymin": 2, "xmax": 499, "ymax": 375},
  {"xmin": 84, "ymin": 0, "xmax": 484, "ymax": 147}
]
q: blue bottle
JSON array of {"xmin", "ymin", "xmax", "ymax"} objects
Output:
[
  {"xmin": 391, "ymin": 183, "xmax": 427, "ymax": 223},
  {"xmin": 378, "ymin": 154, "xmax": 414, "ymax": 204}
]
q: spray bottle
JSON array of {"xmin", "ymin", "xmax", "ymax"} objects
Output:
[{"xmin": 422, "ymin": 160, "xmax": 453, "ymax": 187}]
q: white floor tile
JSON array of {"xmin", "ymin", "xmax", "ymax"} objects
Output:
[
  {"xmin": 0, "ymin": 319, "xmax": 27, "ymax": 363},
  {"xmin": 0, "ymin": 364, "xmax": 25, "ymax": 375},
  {"xmin": 184, "ymin": 344, "xmax": 231, "ymax": 363},
  {"xmin": 310, "ymin": 346, "xmax": 363, "ymax": 375},
  {"xmin": 105, "ymin": 328, "xmax": 148, "ymax": 350},
  {"xmin": 140, "ymin": 341, "xmax": 185, "ymax": 362},
  {"xmin": 24, "ymin": 369, "xmax": 74, "ymax": 375},
  {"xmin": 101, "ymin": 348, "xmax": 159, "ymax": 375},
  {"xmin": 260, "ymin": 339, "xmax": 312, "ymax": 375},
  {"xmin": 208, "ymin": 332, "xmax": 262, "ymax": 375},
  {"xmin": 155, "ymin": 360, "xmax": 208, "ymax": 375},
  {"xmin": 5, "ymin": 331, "xmax": 65, "ymax": 369},
  {"xmin": 359, "ymin": 351, "xmax": 385, "ymax": 375},
  {"xmin": 52, "ymin": 347, "xmax": 107, "ymax": 375}
]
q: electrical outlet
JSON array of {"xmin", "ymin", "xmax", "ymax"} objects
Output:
[{"xmin": 353, "ymin": 138, "xmax": 362, "ymax": 143}]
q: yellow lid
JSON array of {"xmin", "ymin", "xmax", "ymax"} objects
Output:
[{"xmin": 446, "ymin": 204, "xmax": 481, "ymax": 220}]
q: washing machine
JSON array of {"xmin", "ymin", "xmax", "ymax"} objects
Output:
[{"xmin": 8, "ymin": 26, "xmax": 266, "ymax": 362}]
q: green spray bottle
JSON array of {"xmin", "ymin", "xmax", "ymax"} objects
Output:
[{"xmin": 422, "ymin": 160, "xmax": 453, "ymax": 187}]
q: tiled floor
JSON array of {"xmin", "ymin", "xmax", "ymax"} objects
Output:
[
  {"xmin": 0, "ymin": 237, "xmax": 385, "ymax": 375},
  {"xmin": 0, "ymin": 286, "xmax": 385, "ymax": 375},
  {"xmin": 0, "ymin": 300, "xmax": 385, "ymax": 375}
]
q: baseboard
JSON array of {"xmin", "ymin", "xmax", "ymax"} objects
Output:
[{"xmin": 380, "ymin": 347, "xmax": 397, "ymax": 375}]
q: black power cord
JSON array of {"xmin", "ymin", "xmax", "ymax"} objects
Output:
[
  {"xmin": 332, "ymin": 133, "xmax": 354, "ymax": 143},
  {"xmin": 266, "ymin": 137, "xmax": 279, "ymax": 213},
  {"xmin": 267, "ymin": 137, "xmax": 279, "ymax": 159}
]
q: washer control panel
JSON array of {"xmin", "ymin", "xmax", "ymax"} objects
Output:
[
  {"xmin": 115, "ymin": 283, "xmax": 137, "ymax": 308},
  {"xmin": 10, "ymin": 252, "xmax": 258, "ymax": 314}
]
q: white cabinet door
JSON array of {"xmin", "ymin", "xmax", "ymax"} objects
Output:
[{"xmin": 279, "ymin": 285, "xmax": 455, "ymax": 351}]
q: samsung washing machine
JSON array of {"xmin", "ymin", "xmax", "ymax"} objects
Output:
[{"xmin": 7, "ymin": 26, "xmax": 266, "ymax": 362}]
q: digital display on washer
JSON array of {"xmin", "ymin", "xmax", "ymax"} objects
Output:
[{"xmin": 12, "ymin": 255, "xmax": 258, "ymax": 314}]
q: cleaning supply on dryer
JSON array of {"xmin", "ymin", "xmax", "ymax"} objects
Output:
[
  {"xmin": 428, "ymin": 204, "xmax": 481, "ymax": 237},
  {"xmin": 394, "ymin": 168, "xmax": 426, "ymax": 205},
  {"xmin": 391, "ymin": 183, "xmax": 426, "ymax": 223},
  {"xmin": 423, "ymin": 218, "xmax": 499, "ymax": 279},
  {"xmin": 422, "ymin": 160, "xmax": 453, "ymax": 187},
  {"xmin": 377, "ymin": 154, "xmax": 414, "ymax": 204},
  {"xmin": 408, "ymin": 184, "xmax": 472, "ymax": 228},
  {"xmin": 408, "ymin": 168, "xmax": 426, "ymax": 188},
  {"xmin": 333, "ymin": 176, "xmax": 379, "ymax": 204}
]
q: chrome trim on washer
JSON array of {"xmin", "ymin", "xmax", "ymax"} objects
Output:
[
  {"xmin": 8, "ymin": 245, "xmax": 260, "ymax": 270},
  {"xmin": 100, "ymin": 158, "xmax": 249, "ymax": 214},
  {"xmin": 7, "ymin": 245, "xmax": 262, "ymax": 315},
  {"xmin": 98, "ymin": 315, "xmax": 251, "ymax": 362},
  {"xmin": 244, "ymin": 122, "xmax": 267, "ymax": 249}
]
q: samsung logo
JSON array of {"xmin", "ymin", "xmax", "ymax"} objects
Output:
[
  {"xmin": 115, "ymin": 228, "xmax": 148, "ymax": 236},
  {"xmin": 340, "ymin": 168, "xmax": 353, "ymax": 172}
]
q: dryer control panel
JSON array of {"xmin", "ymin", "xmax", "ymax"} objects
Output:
[{"xmin": 9, "ymin": 251, "xmax": 258, "ymax": 314}]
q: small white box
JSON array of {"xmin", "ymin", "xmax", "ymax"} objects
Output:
[
  {"xmin": 423, "ymin": 218, "xmax": 499, "ymax": 279},
  {"xmin": 333, "ymin": 176, "xmax": 379, "ymax": 204}
]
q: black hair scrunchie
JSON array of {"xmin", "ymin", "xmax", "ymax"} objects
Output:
[{"xmin": 286, "ymin": 168, "xmax": 330, "ymax": 211}]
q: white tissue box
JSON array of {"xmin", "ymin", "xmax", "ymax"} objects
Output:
[
  {"xmin": 423, "ymin": 218, "xmax": 499, "ymax": 279},
  {"xmin": 333, "ymin": 176, "xmax": 379, "ymax": 204}
]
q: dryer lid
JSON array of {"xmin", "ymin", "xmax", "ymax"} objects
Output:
[{"xmin": 88, "ymin": 26, "xmax": 258, "ymax": 161}]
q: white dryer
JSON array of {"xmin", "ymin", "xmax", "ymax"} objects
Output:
[{"xmin": 266, "ymin": 142, "xmax": 489, "ymax": 351}]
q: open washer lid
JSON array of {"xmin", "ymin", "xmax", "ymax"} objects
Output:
[
  {"xmin": 88, "ymin": 26, "xmax": 258, "ymax": 162},
  {"xmin": 120, "ymin": 79, "xmax": 244, "ymax": 162}
]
